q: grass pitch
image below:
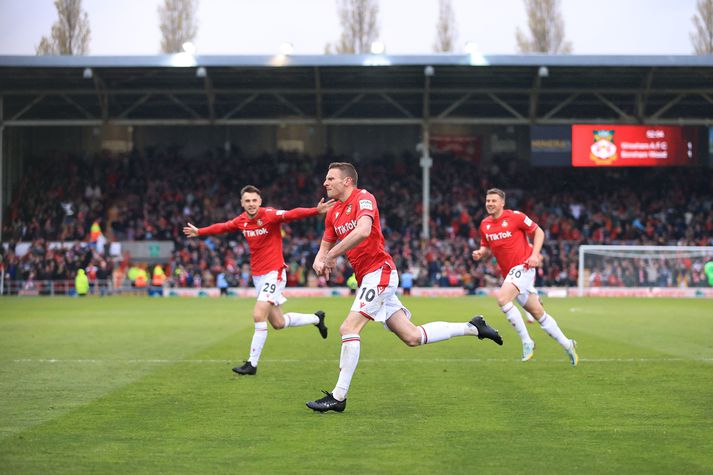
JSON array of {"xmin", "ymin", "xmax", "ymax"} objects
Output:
[{"xmin": 1, "ymin": 296, "xmax": 712, "ymax": 474}]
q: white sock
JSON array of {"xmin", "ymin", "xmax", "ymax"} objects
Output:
[
  {"xmin": 332, "ymin": 334, "xmax": 360, "ymax": 401},
  {"xmin": 417, "ymin": 322, "xmax": 471, "ymax": 344},
  {"xmin": 502, "ymin": 303, "xmax": 533, "ymax": 345},
  {"xmin": 283, "ymin": 312, "xmax": 319, "ymax": 327},
  {"xmin": 538, "ymin": 313, "xmax": 571, "ymax": 349},
  {"xmin": 247, "ymin": 321, "xmax": 268, "ymax": 366}
]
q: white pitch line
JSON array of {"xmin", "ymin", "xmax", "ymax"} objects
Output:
[{"xmin": 8, "ymin": 357, "xmax": 713, "ymax": 364}]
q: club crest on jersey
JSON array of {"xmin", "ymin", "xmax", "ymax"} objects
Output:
[
  {"xmin": 257, "ymin": 219, "xmax": 263, "ymax": 226},
  {"xmin": 502, "ymin": 220, "xmax": 508, "ymax": 227},
  {"xmin": 345, "ymin": 204, "xmax": 352, "ymax": 215}
]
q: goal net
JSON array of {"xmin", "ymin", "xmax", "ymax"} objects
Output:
[{"xmin": 578, "ymin": 245, "xmax": 713, "ymax": 296}]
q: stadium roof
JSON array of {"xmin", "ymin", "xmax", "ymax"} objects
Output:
[{"xmin": 2, "ymin": 54, "xmax": 713, "ymax": 126}]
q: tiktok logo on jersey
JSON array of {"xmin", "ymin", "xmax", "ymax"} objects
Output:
[
  {"xmin": 243, "ymin": 228, "xmax": 268, "ymax": 237},
  {"xmin": 336, "ymin": 220, "xmax": 359, "ymax": 236},
  {"xmin": 487, "ymin": 231, "xmax": 512, "ymax": 241}
]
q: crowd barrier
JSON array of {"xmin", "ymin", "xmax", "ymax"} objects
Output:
[{"xmin": 1, "ymin": 280, "xmax": 711, "ymax": 298}]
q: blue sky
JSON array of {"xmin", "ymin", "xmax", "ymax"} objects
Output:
[{"xmin": 0, "ymin": 0, "xmax": 701, "ymax": 55}]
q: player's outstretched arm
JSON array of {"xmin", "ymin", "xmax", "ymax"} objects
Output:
[
  {"xmin": 184, "ymin": 219, "xmax": 238, "ymax": 237},
  {"xmin": 315, "ymin": 198, "xmax": 336, "ymax": 214},
  {"xmin": 281, "ymin": 199, "xmax": 334, "ymax": 222},
  {"xmin": 183, "ymin": 222, "xmax": 199, "ymax": 238}
]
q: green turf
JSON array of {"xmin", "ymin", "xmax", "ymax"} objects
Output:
[{"xmin": 1, "ymin": 296, "xmax": 712, "ymax": 474}]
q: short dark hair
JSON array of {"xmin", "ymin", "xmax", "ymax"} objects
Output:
[
  {"xmin": 240, "ymin": 185, "xmax": 261, "ymax": 197},
  {"xmin": 486, "ymin": 188, "xmax": 506, "ymax": 200},
  {"xmin": 328, "ymin": 162, "xmax": 358, "ymax": 186}
]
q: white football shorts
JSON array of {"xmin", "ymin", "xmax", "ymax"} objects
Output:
[
  {"xmin": 504, "ymin": 264, "xmax": 537, "ymax": 306},
  {"xmin": 253, "ymin": 268, "xmax": 287, "ymax": 306},
  {"xmin": 350, "ymin": 264, "xmax": 411, "ymax": 327}
]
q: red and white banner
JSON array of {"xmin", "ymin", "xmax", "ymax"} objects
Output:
[
  {"xmin": 575, "ymin": 287, "xmax": 713, "ymax": 298},
  {"xmin": 430, "ymin": 135, "xmax": 481, "ymax": 162},
  {"xmin": 162, "ymin": 286, "xmax": 713, "ymax": 298},
  {"xmin": 572, "ymin": 125, "xmax": 698, "ymax": 167},
  {"xmin": 163, "ymin": 287, "xmax": 351, "ymax": 298},
  {"xmin": 409, "ymin": 287, "xmax": 466, "ymax": 297}
]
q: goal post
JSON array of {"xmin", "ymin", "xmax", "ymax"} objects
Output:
[{"xmin": 578, "ymin": 245, "xmax": 713, "ymax": 296}]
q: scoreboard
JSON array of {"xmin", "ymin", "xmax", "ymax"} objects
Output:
[
  {"xmin": 571, "ymin": 125, "xmax": 698, "ymax": 167},
  {"xmin": 531, "ymin": 125, "xmax": 704, "ymax": 167}
]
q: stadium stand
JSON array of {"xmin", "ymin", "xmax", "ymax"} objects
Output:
[
  {"xmin": 2, "ymin": 148, "xmax": 711, "ymax": 292},
  {"xmin": 2, "ymin": 56, "xmax": 712, "ymax": 295}
]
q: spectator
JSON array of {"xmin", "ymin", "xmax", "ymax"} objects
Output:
[
  {"xmin": 401, "ymin": 269, "xmax": 414, "ymax": 295},
  {"xmin": 75, "ymin": 269, "xmax": 89, "ymax": 297}
]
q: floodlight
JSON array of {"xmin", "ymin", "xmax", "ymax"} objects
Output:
[
  {"xmin": 280, "ymin": 42, "xmax": 294, "ymax": 55},
  {"xmin": 464, "ymin": 42, "xmax": 479, "ymax": 55},
  {"xmin": 538, "ymin": 66, "xmax": 550, "ymax": 78},
  {"xmin": 182, "ymin": 42, "xmax": 196, "ymax": 55},
  {"xmin": 196, "ymin": 66, "xmax": 207, "ymax": 78},
  {"xmin": 370, "ymin": 41, "xmax": 385, "ymax": 55},
  {"xmin": 82, "ymin": 67, "xmax": 93, "ymax": 79}
]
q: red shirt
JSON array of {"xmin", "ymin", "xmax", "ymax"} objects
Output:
[
  {"xmin": 323, "ymin": 188, "xmax": 395, "ymax": 284},
  {"xmin": 479, "ymin": 209, "xmax": 538, "ymax": 278},
  {"xmin": 198, "ymin": 206, "xmax": 318, "ymax": 276}
]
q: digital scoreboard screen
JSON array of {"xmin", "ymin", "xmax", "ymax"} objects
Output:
[{"xmin": 571, "ymin": 125, "xmax": 699, "ymax": 167}]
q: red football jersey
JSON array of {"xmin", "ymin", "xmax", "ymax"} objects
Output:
[
  {"xmin": 323, "ymin": 188, "xmax": 395, "ymax": 284},
  {"xmin": 479, "ymin": 209, "xmax": 539, "ymax": 277},
  {"xmin": 198, "ymin": 207, "xmax": 317, "ymax": 276}
]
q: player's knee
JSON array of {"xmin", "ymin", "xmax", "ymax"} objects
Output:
[
  {"xmin": 339, "ymin": 322, "xmax": 354, "ymax": 336},
  {"xmin": 529, "ymin": 309, "xmax": 545, "ymax": 320},
  {"xmin": 270, "ymin": 321, "xmax": 285, "ymax": 330},
  {"xmin": 404, "ymin": 334, "xmax": 421, "ymax": 347},
  {"xmin": 494, "ymin": 292, "xmax": 511, "ymax": 308}
]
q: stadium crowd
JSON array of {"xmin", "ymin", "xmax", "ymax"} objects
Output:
[{"xmin": 2, "ymin": 148, "xmax": 713, "ymax": 291}]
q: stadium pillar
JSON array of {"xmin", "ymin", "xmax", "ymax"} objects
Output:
[
  {"xmin": 420, "ymin": 129, "xmax": 432, "ymax": 240},
  {"xmin": 420, "ymin": 67, "xmax": 433, "ymax": 240}
]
